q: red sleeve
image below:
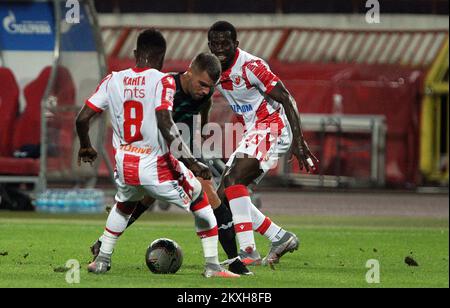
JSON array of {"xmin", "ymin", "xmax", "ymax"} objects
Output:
[
  {"xmin": 244, "ymin": 60, "xmax": 280, "ymax": 94},
  {"xmin": 85, "ymin": 100, "xmax": 103, "ymax": 113},
  {"xmin": 155, "ymin": 75, "xmax": 176, "ymax": 111}
]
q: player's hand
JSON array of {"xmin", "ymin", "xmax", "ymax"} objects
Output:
[
  {"xmin": 189, "ymin": 161, "xmax": 212, "ymax": 180},
  {"xmin": 78, "ymin": 147, "xmax": 98, "ymax": 167},
  {"xmin": 289, "ymin": 139, "xmax": 319, "ymax": 173}
]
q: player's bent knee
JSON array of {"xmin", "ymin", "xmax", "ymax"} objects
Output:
[
  {"xmin": 190, "ymin": 191, "xmax": 218, "ymax": 231},
  {"xmin": 193, "ymin": 205, "xmax": 217, "ymax": 231}
]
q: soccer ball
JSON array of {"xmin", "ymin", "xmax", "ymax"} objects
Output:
[{"xmin": 145, "ymin": 238, "xmax": 183, "ymax": 274}]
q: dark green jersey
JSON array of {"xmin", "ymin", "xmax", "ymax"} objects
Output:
[
  {"xmin": 171, "ymin": 72, "xmax": 214, "ymax": 127},
  {"xmin": 170, "ymin": 72, "xmax": 214, "ymax": 153}
]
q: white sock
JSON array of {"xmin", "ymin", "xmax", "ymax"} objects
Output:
[
  {"xmin": 99, "ymin": 203, "xmax": 132, "ymax": 255},
  {"xmin": 201, "ymin": 236, "xmax": 219, "ymax": 265},
  {"xmin": 99, "ymin": 231, "xmax": 117, "ymax": 255},
  {"xmin": 251, "ymin": 204, "xmax": 284, "ymax": 242},
  {"xmin": 191, "ymin": 193, "xmax": 219, "ymax": 265},
  {"xmin": 225, "ymin": 185, "xmax": 256, "ymax": 252}
]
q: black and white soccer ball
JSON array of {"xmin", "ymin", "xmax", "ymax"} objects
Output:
[{"xmin": 145, "ymin": 238, "xmax": 183, "ymax": 274}]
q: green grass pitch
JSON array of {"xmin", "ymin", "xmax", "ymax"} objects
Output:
[{"xmin": 0, "ymin": 212, "xmax": 448, "ymax": 288}]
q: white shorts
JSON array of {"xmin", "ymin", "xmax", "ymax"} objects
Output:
[
  {"xmin": 114, "ymin": 154, "xmax": 202, "ymax": 211},
  {"xmin": 226, "ymin": 120, "xmax": 292, "ymax": 183}
]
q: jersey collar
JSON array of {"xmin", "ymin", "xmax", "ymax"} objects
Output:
[{"xmin": 132, "ymin": 66, "xmax": 152, "ymax": 73}]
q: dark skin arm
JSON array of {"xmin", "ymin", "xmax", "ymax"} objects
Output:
[
  {"xmin": 75, "ymin": 105, "xmax": 99, "ymax": 166},
  {"xmin": 267, "ymin": 81, "xmax": 319, "ymax": 173},
  {"xmin": 156, "ymin": 109, "xmax": 212, "ymax": 180}
]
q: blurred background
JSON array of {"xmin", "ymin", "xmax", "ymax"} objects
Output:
[{"xmin": 0, "ymin": 0, "xmax": 448, "ymax": 213}]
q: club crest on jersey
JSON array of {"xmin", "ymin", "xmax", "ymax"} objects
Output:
[{"xmin": 231, "ymin": 75, "xmax": 241, "ymax": 85}]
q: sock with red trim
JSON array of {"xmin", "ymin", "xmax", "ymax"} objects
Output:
[
  {"xmin": 224, "ymin": 185, "xmax": 256, "ymax": 252},
  {"xmin": 191, "ymin": 193, "xmax": 219, "ymax": 265},
  {"xmin": 100, "ymin": 202, "xmax": 136, "ymax": 255},
  {"xmin": 250, "ymin": 204, "xmax": 286, "ymax": 242}
]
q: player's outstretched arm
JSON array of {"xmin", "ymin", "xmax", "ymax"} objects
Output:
[
  {"xmin": 267, "ymin": 81, "xmax": 319, "ymax": 173},
  {"xmin": 75, "ymin": 105, "xmax": 99, "ymax": 166},
  {"xmin": 156, "ymin": 109, "xmax": 212, "ymax": 180}
]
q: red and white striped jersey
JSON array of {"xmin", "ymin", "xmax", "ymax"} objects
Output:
[
  {"xmin": 85, "ymin": 67, "xmax": 176, "ymax": 185},
  {"xmin": 216, "ymin": 48, "xmax": 288, "ymax": 132}
]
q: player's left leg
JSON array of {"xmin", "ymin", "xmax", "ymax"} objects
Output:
[
  {"xmin": 199, "ymin": 176, "xmax": 251, "ymax": 275},
  {"xmin": 144, "ymin": 157, "xmax": 239, "ymax": 278}
]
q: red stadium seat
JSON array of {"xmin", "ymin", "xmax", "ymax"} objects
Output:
[
  {"xmin": 0, "ymin": 68, "xmax": 38, "ymax": 176},
  {"xmin": 0, "ymin": 157, "xmax": 40, "ymax": 175},
  {"xmin": 0, "ymin": 66, "xmax": 76, "ymax": 176},
  {"xmin": 11, "ymin": 68, "xmax": 50, "ymax": 151},
  {"xmin": 0, "ymin": 68, "xmax": 20, "ymax": 156}
]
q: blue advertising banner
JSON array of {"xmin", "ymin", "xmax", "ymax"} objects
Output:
[
  {"xmin": 0, "ymin": 1, "xmax": 55, "ymax": 51},
  {"xmin": 0, "ymin": 1, "xmax": 96, "ymax": 52}
]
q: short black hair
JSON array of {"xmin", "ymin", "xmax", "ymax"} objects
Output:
[
  {"xmin": 136, "ymin": 28, "xmax": 166, "ymax": 58},
  {"xmin": 191, "ymin": 52, "xmax": 222, "ymax": 82},
  {"xmin": 208, "ymin": 21, "xmax": 237, "ymax": 42}
]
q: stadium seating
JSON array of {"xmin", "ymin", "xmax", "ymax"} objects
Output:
[{"xmin": 0, "ymin": 68, "xmax": 40, "ymax": 175}]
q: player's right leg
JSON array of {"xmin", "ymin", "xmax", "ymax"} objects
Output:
[
  {"xmin": 88, "ymin": 180, "xmax": 144, "ymax": 274},
  {"xmin": 90, "ymin": 196, "xmax": 156, "ymax": 260},
  {"xmin": 88, "ymin": 201, "xmax": 138, "ymax": 274}
]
